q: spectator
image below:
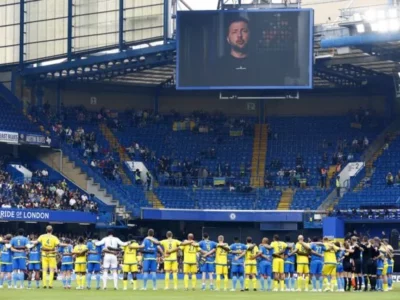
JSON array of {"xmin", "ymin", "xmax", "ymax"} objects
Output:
[
  {"xmin": 363, "ymin": 137, "xmax": 369, "ymax": 148},
  {"xmin": 395, "ymin": 171, "xmax": 400, "ymax": 184},
  {"xmin": 386, "ymin": 172, "xmax": 394, "ymax": 186},
  {"xmin": 336, "ymin": 176, "xmax": 341, "ymax": 198}
]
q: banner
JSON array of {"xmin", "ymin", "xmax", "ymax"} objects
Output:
[
  {"xmin": 229, "ymin": 129, "xmax": 243, "ymax": 137},
  {"xmin": 18, "ymin": 133, "xmax": 50, "ymax": 146},
  {"xmin": 142, "ymin": 208, "xmax": 303, "ymax": 222},
  {"xmin": 213, "ymin": 177, "xmax": 226, "ymax": 186},
  {"xmin": 0, "ymin": 208, "xmax": 97, "ymax": 223},
  {"xmin": 0, "ymin": 131, "xmax": 18, "ymax": 144}
]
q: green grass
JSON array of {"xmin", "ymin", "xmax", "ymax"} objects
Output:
[{"xmin": 0, "ymin": 282, "xmax": 399, "ymax": 300}]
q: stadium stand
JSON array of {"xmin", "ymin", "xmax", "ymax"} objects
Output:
[
  {"xmin": 338, "ymin": 134, "xmax": 400, "ymax": 209},
  {"xmin": 28, "ymin": 104, "xmax": 390, "ymax": 212}
]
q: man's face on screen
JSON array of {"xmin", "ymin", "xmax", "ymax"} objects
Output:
[{"xmin": 227, "ymin": 21, "xmax": 250, "ymax": 53}]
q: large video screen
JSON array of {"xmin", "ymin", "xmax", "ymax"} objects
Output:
[{"xmin": 176, "ymin": 9, "xmax": 314, "ymax": 90}]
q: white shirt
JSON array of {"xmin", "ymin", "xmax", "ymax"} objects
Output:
[
  {"xmin": 95, "ymin": 235, "xmax": 129, "ymax": 249},
  {"xmin": 69, "ymin": 198, "xmax": 76, "ymax": 206}
]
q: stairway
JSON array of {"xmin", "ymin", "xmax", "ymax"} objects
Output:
[
  {"xmin": 277, "ymin": 188, "xmax": 294, "ymax": 210},
  {"xmin": 145, "ymin": 191, "xmax": 164, "ymax": 208},
  {"xmin": 250, "ymin": 124, "xmax": 268, "ymax": 188},
  {"xmin": 99, "ymin": 123, "xmax": 132, "ymax": 185}
]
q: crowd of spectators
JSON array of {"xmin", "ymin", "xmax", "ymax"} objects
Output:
[{"xmin": 0, "ymin": 161, "xmax": 98, "ymax": 212}]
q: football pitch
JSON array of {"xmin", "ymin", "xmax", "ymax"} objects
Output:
[{"xmin": 0, "ymin": 282, "xmax": 399, "ymax": 300}]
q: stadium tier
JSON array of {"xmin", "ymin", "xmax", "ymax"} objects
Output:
[
  {"xmin": 0, "ymin": 97, "xmax": 41, "ymax": 134},
  {"xmin": 28, "ymin": 106, "xmax": 389, "ymax": 212}
]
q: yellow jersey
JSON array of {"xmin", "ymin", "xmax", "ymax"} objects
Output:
[
  {"xmin": 295, "ymin": 242, "xmax": 310, "ymax": 264},
  {"xmin": 215, "ymin": 243, "xmax": 229, "ymax": 265},
  {"xmin": 160, "ymin": 238, "xmax": 181, "ymax": 261},
  {"xmin": 38, "ymin": 234, "xmax": 60, "ymax": 257},
  {"xmin": 123, "ymin": 242, "xmax": 139, "ymax": 264},
  {"xmin": 323, "ymin": 243, "xmax": 339, "ymax": 264},
  {"xmin": 270, "ymin": 241, "xmax": 287, "ymax": 259},
  {"xmin": 180, "ymin": 243, "xmax": 199, "ymax": 264},
  {"xmin": 73, "ymin": 244, "xmax": 88, "ymax": 264},
  {"xmin": 245, "ymin": 244, "xmax": 259, "ymax": 265}
]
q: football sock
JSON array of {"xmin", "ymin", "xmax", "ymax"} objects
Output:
[{"xmin": 173, "ymin": 273, "xmax": 178, "ymax": 289}]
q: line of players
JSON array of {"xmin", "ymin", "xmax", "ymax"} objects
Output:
[{"xmin": 0, "ymin": 226, "xmax": 395, "ymax": 292}]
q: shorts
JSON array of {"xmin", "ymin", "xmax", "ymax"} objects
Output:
[
  {"xmin": 28, "ymin": 263, "xmax": 41, "ymax": 271},
  {"xmin": 42, "ymin": 256, "xmax": 57, "ymax": 270},
  {"xmin": 310, "ymin": 260, "xmax": 324, "ymax": 275},
  {"xmin": 143, "ymin": 260, "xmax": 157, "ymax": 273},
  {"xmin": 183, "ymin": 263, "xmax": 197, "ymax": 274},
  {"xmin": 259, "ymin": 262, "xmax": 272, "ymax": 277},
  {"xmin": 75, "ymin": 263, "xmax": 87, "ymax": 273},
  {"xmin": 377, "ymin": 268, "xmax": 383, "ymax": 276},
  {"xmin": 164, "ymin": 261, "xmax": 178, "ymax": 272},
  {"xmin": 0, "ymin": 264, "xmax": 12, "ymax": 273},
  {"xmin": 284, "ymin": 263, "xmax": 295, "ymax": 273},
  {"xmin": 123, "ymin": 264, "xmax": 138, "ymax": 273},
  {"xmin": 87, "ymin": 262, "xmax": 101, "ymax": 273},
  {"xmin": 297, "ymin": 263, "xmax": 310, "ymax": 274},
  {"xmin": 343, "ymin": 261, "xmax": 352, "ymax": 273},
  {"xmin": 231, "ymin": 264, "xmax": 244, "ymax": 276},
  {"xmin": 336, "ymin": 263, "xmax": 344, "ymax": 273},
  {"xmin": 322, "ymin": 264, "xmax": 336, "ymax": 277},
  {"xmin": 200, "ymin": 263, "xmax": 215, "ymax": 273},
  {"xmin": 353, "ymin": 259, "xmax": 362, "ymax": 274},
  {"xmin": 273, "ymin": 258, "xmax": 284, "ymax": 274},
  {"xmin": 216, "ymin": 264, "xmax": 228, "ymax": 275},
  {"xmin": 13, "ymin": 258, "xmax": 27, "ymax": 270},
  {"xmin": 103, "ymin": 253, "xmax": 118, "ymax": 270},
  {"xmin": 61, "ymin": 264, "xmax": 73, "ymax": 272},
  {"xmin": 245, "ymin": 264, "xmax": 257, "ymax": 275}
]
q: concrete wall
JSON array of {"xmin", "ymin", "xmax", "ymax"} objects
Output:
[{"xmin": 41, "ymin": 83, "xmax": 386, "ymax": 117}]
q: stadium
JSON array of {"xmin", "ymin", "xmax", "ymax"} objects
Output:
[{"xmin": 0, "ymin": 0, "xmax": 399, "ymax": 299}]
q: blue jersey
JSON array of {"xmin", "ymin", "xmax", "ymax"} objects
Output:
[
  {"xmin": 86, "ymin": 240, "xmax": 102, "ymax": 263},
  {"xmin": 28, "ymin": 244, "xmax": 41, "ymax": 263},
  {"xmin": 336, "ymin": 250, "xmax": 344, "ymax": 264},
  {"xmin": 310, "ymin": 243, "xmax": 326, "ymax": 262},
  {"xmin": 10, "ymin": 236, "xmax": 29, "ymax": 259},
  {"xmin": 59, "ymin": 245, "xmax": 73, "ymax": 265},
  {"xmin": 259, "ymin": 245, "xmax": 274, "ymax": 264},
  {"xmin": 285, "ymin": 242, "xmax": 296, "ymax": 263},
  {"xmin": 199, "ymin": 240, "xmax": 217, "ymax": 263},
  {"xmin": 142, "ymin": 238, "xmax": 158, "ymax": 260},
  {"xmin": 230, "ymin": 243, "xmax": 247, "ymax": 264},
  {"xmin": 1, "ymin": 244, "xmax": 12, "ymax": 263}
]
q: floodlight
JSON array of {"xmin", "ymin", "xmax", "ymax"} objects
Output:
[
  {"xmin": 377, "ymin": 10, "xmax": 386, "ymax": 20},
  {"xmin": 353, "ymin": 13, "xmax": 362, "ymax": 21},
  {"xmin": 389, "ymin": 19, "xmax": 400, "ymax": 31},
  {"xmin": 378, "ymin": 20, "xmax": 389, "ymax": 32},
  {"xmin": 271, "ymin": 0, "xmax": 283, "ymax": 3},
  {"xmin": 388, "ymin": 8, "xmax": 398, "ymax": 19},
  {"xmin": 370, "ymin": 22, "xmax": 379, "ymax": 32},
  {"xmin": 364, "ymin": 9, "xmax": 376, "ymax": 21},
  {"xmin": 356, "ymin": 24, "xmax": 365, "ymax": 33}
]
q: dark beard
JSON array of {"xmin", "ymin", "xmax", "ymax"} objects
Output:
[{"xmin": 231, "ymin": 44, "xmax": 248, "ymax": 55}]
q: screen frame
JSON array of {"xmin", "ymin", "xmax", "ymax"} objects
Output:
[{"xmin": 176, "ymin": 8, "xmax": 314, "ymax": 91}]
